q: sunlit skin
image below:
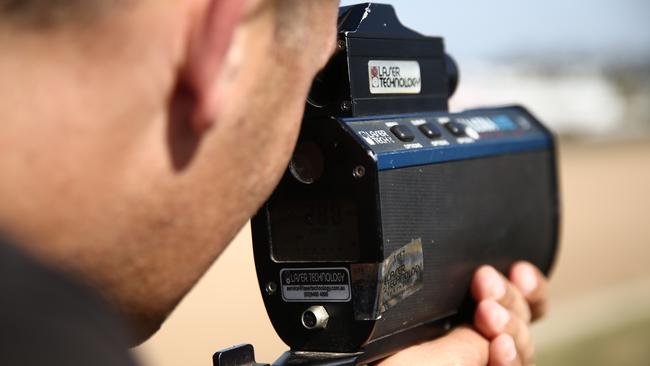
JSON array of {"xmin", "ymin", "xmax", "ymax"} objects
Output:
[{"xmin": 0, "ymin": 0, "xmax": 547, "ymax": 364}]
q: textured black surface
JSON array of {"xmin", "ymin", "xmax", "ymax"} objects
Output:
[{"xmin": 369, "ymin": 150, "xmax": 557, "ymax": 341}]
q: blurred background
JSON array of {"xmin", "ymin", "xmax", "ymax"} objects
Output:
[{"xmin": 136, "ymin": 0, "xmax": 650, "ymax": 365}]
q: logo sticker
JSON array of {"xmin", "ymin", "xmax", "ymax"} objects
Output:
[
  {"xmin": 368, "ymin": 60, "xmax": 422, "ymax": 94},
  {"xmin": 358, "ymin": 129, "xmax": 396, "ymax": 146}
]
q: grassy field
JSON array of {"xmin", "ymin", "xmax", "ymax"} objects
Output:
[{"xmin": 136, "ymin": 139, "xmax": 650, "ymax": 366}]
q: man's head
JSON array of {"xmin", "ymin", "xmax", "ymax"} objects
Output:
[{"xmin": 0, "ymin": 0, "xmax": 338, "ymax": 342}]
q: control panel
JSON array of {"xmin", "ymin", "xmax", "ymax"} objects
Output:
[{"xmin": 341, "ymin": 106, "xmax": 552, "ymax": 170}]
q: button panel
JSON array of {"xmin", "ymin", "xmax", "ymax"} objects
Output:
[{"xmin": 345, "ymin": 108, "xmax": 539, "ymax": 155}]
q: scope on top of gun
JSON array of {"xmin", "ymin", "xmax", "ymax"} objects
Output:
[
  {"xmin": 305, "ymin": 3, "xmax": 458, "ymax": 117},
  {"xmin": 214, "ymin": 3, "xmax": 559, "ymax": 366}
]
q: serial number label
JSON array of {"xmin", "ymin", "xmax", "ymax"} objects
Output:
[{"xmin": 280, "ymin": 268, "xmax": 351, "ymax": 302}]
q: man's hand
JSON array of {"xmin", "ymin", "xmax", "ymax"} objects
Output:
[{"xmin": 376, "ymin": 262, "xmax": 548, "ymax": 366}]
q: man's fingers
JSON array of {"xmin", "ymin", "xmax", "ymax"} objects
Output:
[
  {"xmin": 471, "ymin": 266, "xmax": 532, "ymax": 323},
  {"xmin": 475, "ymin": 300, "xmax": 535, "ymax": 365},
  {"xmin": 374, "ymin": 326, "xmax": 490, "ymax": 366},
  {"xmin": 471, "ymin": 264, "xmax": 545, "ymax": 365},
  {"xmin": 510, "ymin": 261, "xmax": 548, "ymax": 321},
  {"xmin": 488, "ymin": 334, "xmax": 521, "ymax": 366},
  {"xmin": 505, "ymin": 308, "xmax": 535, "ymax": 364},
  {"xmin": 474, "ymin": 299, "xmax": 510, "ymax": 339}
]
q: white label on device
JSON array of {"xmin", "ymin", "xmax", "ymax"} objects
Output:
[
  {"xmin": 368, "ymin": 60, "xmax": 422, "ymax": 94},
  {"xmin": 280, "ymin": 268, "xmax": 351, "ymax": 302}
]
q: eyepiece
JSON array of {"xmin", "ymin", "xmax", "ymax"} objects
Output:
[{"xmin": 445, "ymin": 55, "xmax": 459, "ymax": 98}]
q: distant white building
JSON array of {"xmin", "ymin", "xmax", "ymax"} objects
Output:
[{"xmin": 450, "ymin": 63, "xmax": 631, "ymax": 138}]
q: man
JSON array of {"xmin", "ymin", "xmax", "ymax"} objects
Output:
[{"xmin": 0, "ymin": 0, "xmax": 548, "ymax": 365}]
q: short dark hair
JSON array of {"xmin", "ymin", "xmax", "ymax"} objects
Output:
[{"xmin": 0, "ymin": 0, "xmax": 108, "ymax": 28}]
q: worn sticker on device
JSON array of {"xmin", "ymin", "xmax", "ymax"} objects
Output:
[
  {"xmin": 378, "ymin": 238, "xmax": 424, "ymax": 314},
  {"xmin": 368, "ymin": 60, "xmax": 422, "ymax": 94},
  {"xmin": 280, "ymin": 268, "xmax": 351, "ymax": 302}
]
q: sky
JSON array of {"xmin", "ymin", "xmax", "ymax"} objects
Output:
[{"xmin": 340, "ymin": 0, "xmax": 650, "ymax": 65}]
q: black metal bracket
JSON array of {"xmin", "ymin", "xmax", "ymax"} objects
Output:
[
  {"xmin": 213, "ymin": 345, "xmax": 362, "ymax": 366},
  {"xmin": 213, "ymin": 344, "xmax": 269, "ymax": 366}
]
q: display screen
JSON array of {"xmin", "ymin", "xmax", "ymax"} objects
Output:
[{"xmin": 270, "ymin": 198, "xmax": 360, "ymax": 262}]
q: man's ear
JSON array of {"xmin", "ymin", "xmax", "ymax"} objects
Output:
[{"xmin": 180, "ymin": 0, "xmax": 246, "ymax": 133}]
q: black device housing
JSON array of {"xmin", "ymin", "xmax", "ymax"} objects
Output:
[{"xmin": 215, "ymin": 3, "xmax": 560, "ymax": 366}]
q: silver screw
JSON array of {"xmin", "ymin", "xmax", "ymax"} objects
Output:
[
  {"xmin": 340, "ymin": 100, "xmax": 352, "ymax": 112},
  {"xmin": 265, "ymin": 281, "xmax": 277, "ymax": 295},
  {"xmin": 443, "ymin": 320, "xmax": 452, "ymax": 331},
  {"xmin": 337, "ymin": 39, "xmax": 346, "ymax": 51},
  {"xmin": 353, "ymin": 165, "xmax": 366, "ymax": 179},
  {"xmin": 301, "ymin": 306, "xmax": 329, "ymax": 330}
]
